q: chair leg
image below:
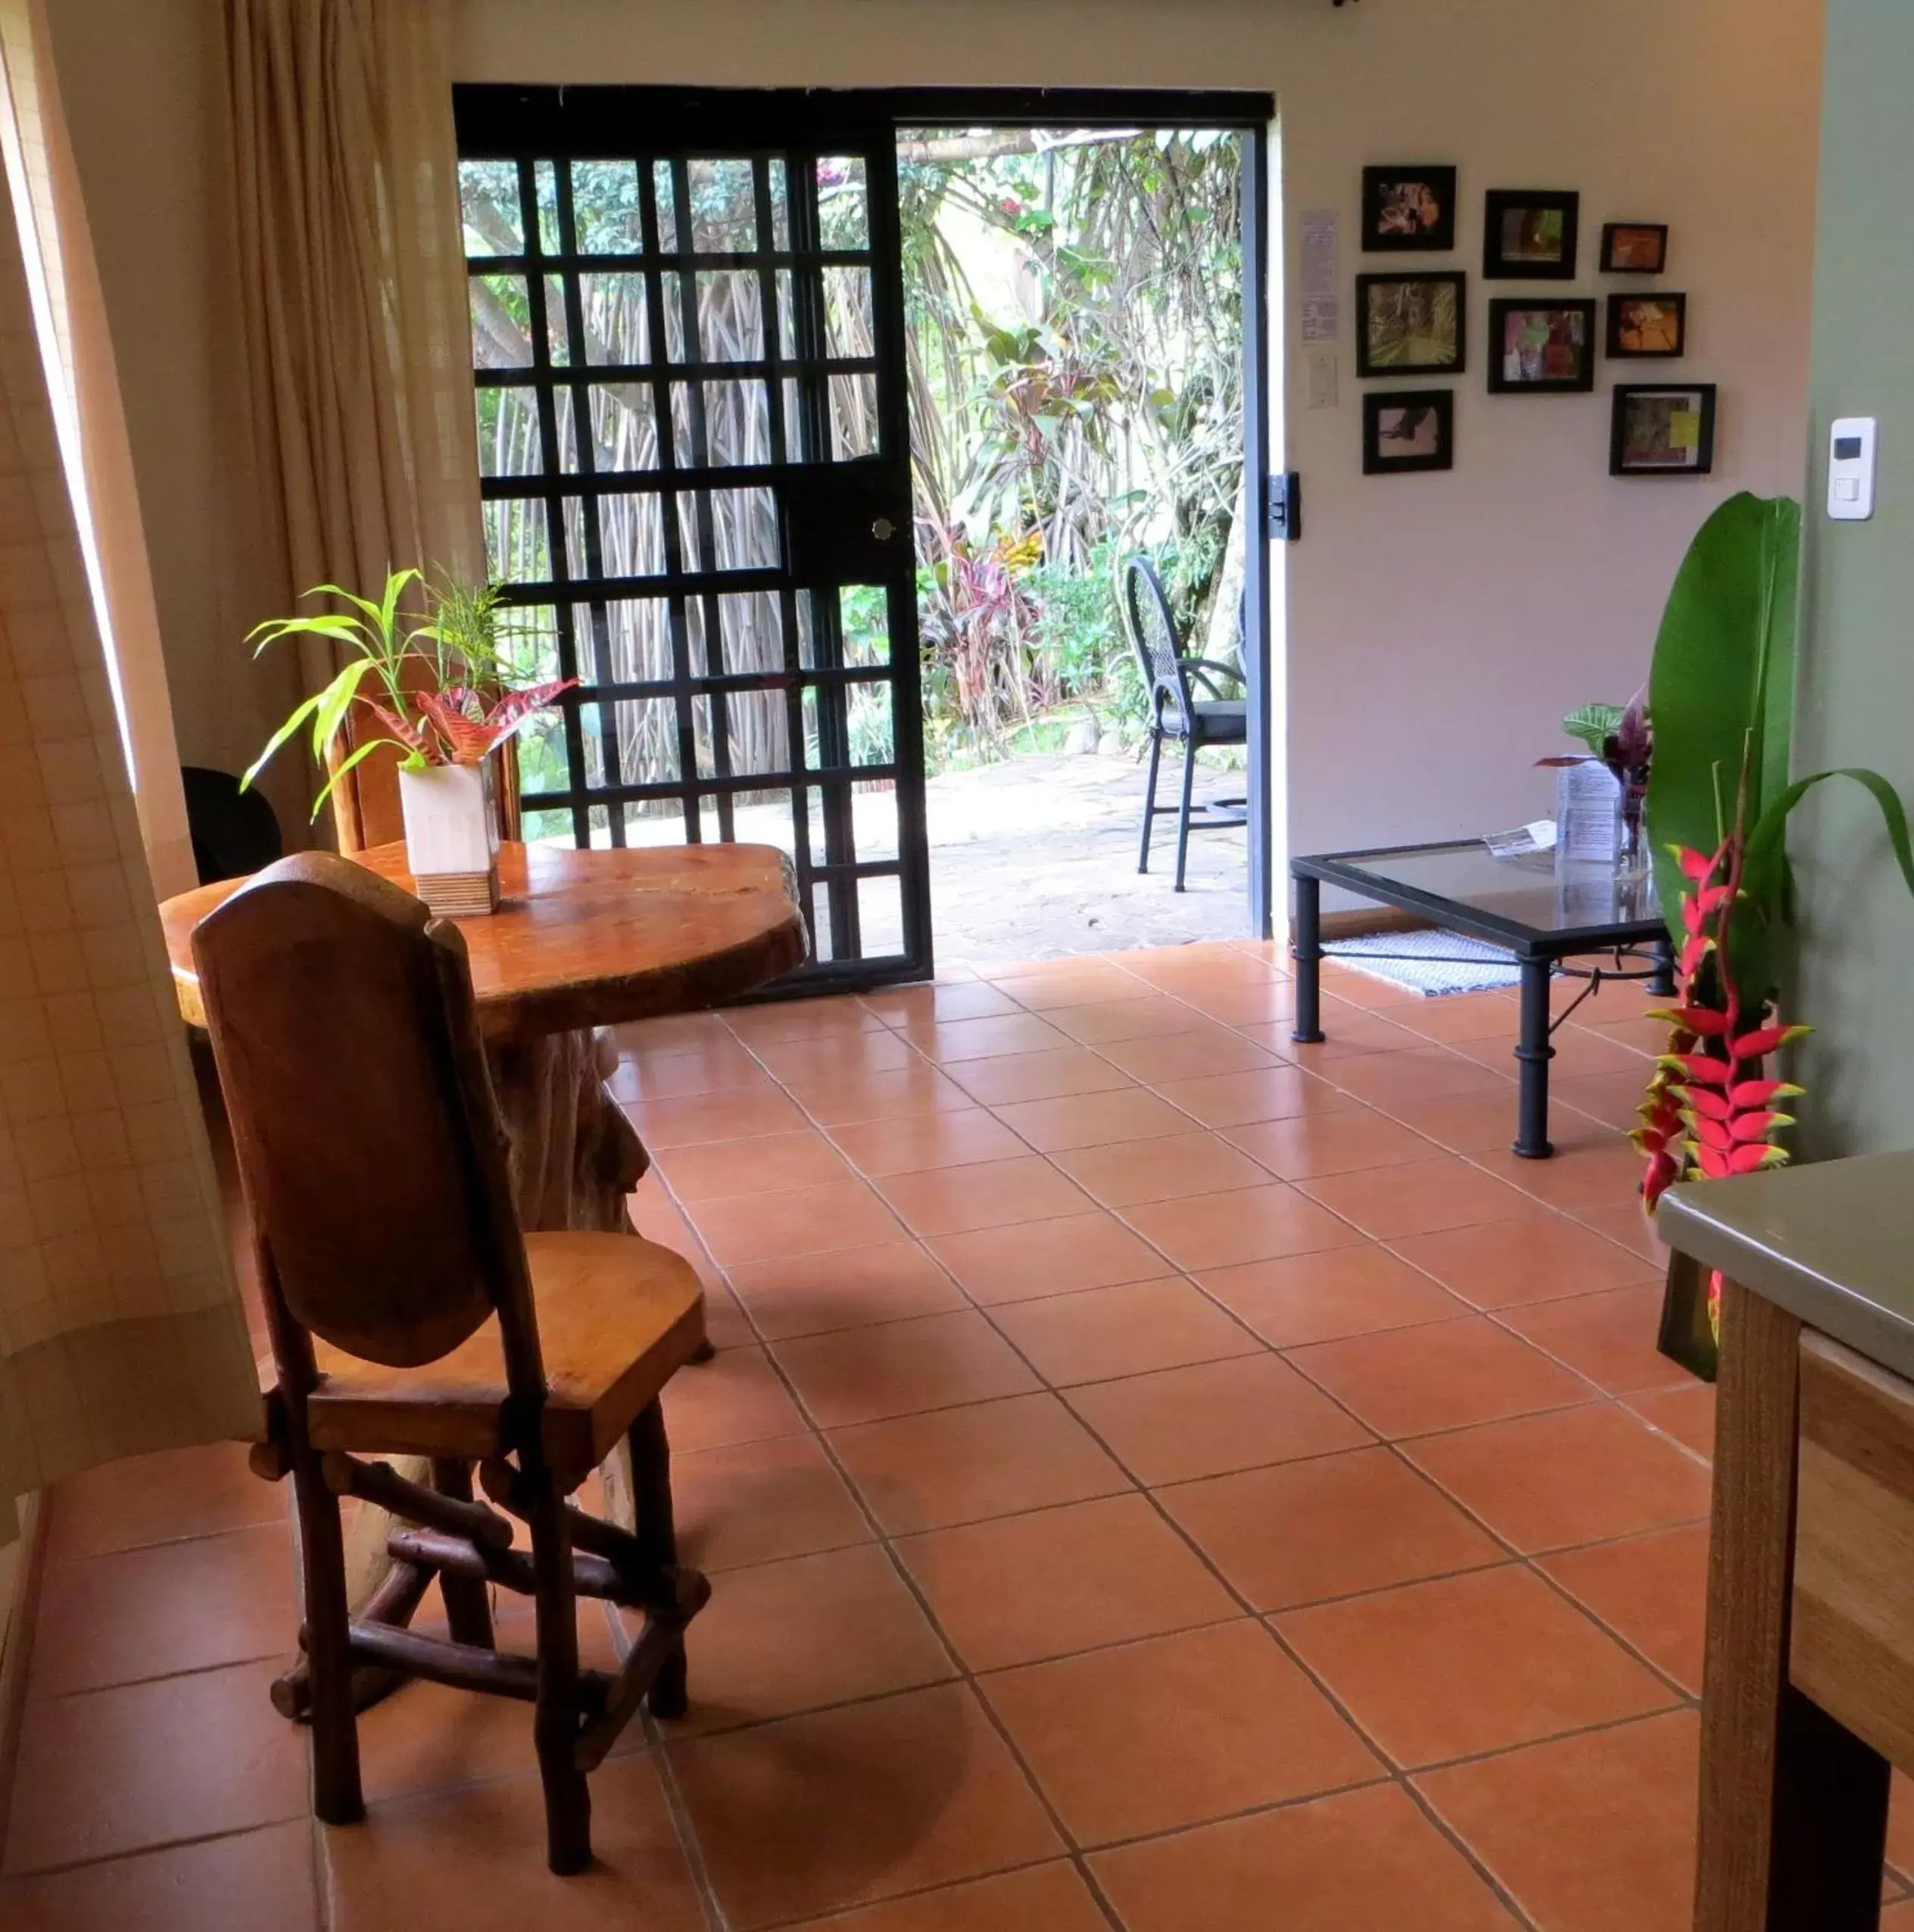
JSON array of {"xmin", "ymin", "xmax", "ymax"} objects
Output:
[
  {"xmin": 527, "ymin": 1465, "xmax": 592, "ymax": 1875},
  {"xmin": 1175, "ymin": 734, "xmax": 1198, "ymax": 893},
  {"xmin": 628, "ymin": 1399, "xmax": 687, "ymax": 1719},
  {"xmin": 290, "ymin": 1448, "xmax": 363, "ymax": 1825},
  {"xmin": 1138, "ymin": 728, "xmax": 1163, "ymax": 873},
  {"xmin": 431, "ymin": 1459, "xmax": 495, "ymax": 1650}
]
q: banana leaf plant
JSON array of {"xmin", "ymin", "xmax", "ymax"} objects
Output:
[
  {"xmin": 1639, "ymin": 494, "xmax": 1914, "ymax": 1377},
  {"xmin": 240, "ymin": 568, "xmax": 573, "ymax": 818}
]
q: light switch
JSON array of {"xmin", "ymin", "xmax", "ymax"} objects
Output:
[{"xmin": 1828, "ymin": 416, "xmax": 1878, "ymax": 522}]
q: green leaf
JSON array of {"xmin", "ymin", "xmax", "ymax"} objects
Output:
[
  {"xmin": 245, "ymin": 612, "xmax": 368, "ymax": 657},
  {"xmin": 1743, "ymin": 767, "xmax": 1914, "ymax": 909},
  {"xmin": 379, "ymin": 566, "xmax": 419, "ymax": 643},
  {"xmin": 239, "ymin": 692, "xmax": 323, "ymax": 791},
  {"xmin": 1644, "ymin": 492, "xmax": 1802, "ymax": 941},
  {"xmin": 306, "ymin": 657, "xmax": 377, "ymax": 762},
  {"xmin": 1562, "ymin": 703, "xmax": 1624, "ymax": 757},
  {"xmin": 310, "ymin": 736, "xmax": 408, "ymax": 821}
]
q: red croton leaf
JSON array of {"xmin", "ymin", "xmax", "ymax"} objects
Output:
[
  {"xmin": 363, "ymin": 700, "xmax": 428, "ymax": 756},
  {"xmin": 414, "ymin": 689, "xmax": 499, "ymax": 765},
  {"xmin": 481, "ymin": 678, "xmax": 578, "ymax": 739}
]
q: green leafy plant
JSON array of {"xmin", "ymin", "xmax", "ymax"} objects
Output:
[
  {"xmin": 1639, "ymin": 492, "xmax": 1914, "ymax": 1378},
  {"xmin": 1644, "ymin": 492, "xmax": 1914, "ymax": 1008},
  {"xmin": 1562, "ymin": 703, "xmax": 1625, "ymax": 757},
  {"xmin": 242, "ymin": 567, "xmax": 572, "ymax": 818}
]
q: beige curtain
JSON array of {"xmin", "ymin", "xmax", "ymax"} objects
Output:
[
  {"xmin": 0, "ymin": 8, "xmax": 260, "ymax": 1546},
  {"xmin": 0, "ymin": 0, "xmax": 197, "ymax": 901},
  {"xmin": 224, "ymin": 0, "xmax": 484, "ymax": 851}
]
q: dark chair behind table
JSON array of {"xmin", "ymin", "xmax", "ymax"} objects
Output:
[
  {"xmin": 192, "ymin": 851, "xmax": 709, "ymax": 1874},
  {"xmin": 1120, "ymin": 555, "xmax": 1248, "ymax": 891}
]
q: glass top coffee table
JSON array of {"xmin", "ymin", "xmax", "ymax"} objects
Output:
[{"xmin": 1289, "ymin": 840, "xmax": 1673, "ymax": 1158}]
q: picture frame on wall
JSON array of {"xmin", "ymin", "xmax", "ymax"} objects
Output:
[
  {"xmin": 1611, "ymin": 383, "xmax": 1717, "ymax": 475},
  {"xmin": 1361, "ymin": 166, "xmax": 1458, "ymax": 251},
  {"xmin": 1354, "ymin": 272, "xmax": 1468, "ymax": 377},
  {"xmin": 1482, "ymin": 189, "xmax": 1579, "ymax": 279},
  {"xmin": 1601, "ymin": 223, "xmax": 1669, "ymax": 274},
  {"xmin": 1364, "ymin": 389, "xmax": 1454, "ymax": 474},
  {"xmin": 1607, "ymin": 293, "xmax": 1687, "ymax": 358},
  {"xmin": 1488, "ymin": 298, "xmax": 1597, "ymax": 392}
]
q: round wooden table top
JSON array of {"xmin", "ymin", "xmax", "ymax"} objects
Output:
[{"xmin": 159, "ymin": 840, "xmax": 809, "ymax": 1042}]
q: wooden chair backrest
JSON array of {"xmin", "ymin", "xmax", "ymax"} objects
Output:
[{"xmin": 192, "ymin": 852, "xmax": 543, "ymax": 1384}]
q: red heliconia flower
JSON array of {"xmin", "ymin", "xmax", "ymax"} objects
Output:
[
  {"xmin": 1633, "ymin": 1021, "xmax": 1694, "ymax": 1209},
  {"xmin": 1638, "ymin": 840, "xmax": 1807, "ymax": 1207}
]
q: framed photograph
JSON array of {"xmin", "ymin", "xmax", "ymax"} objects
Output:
[
  {"xmin": 1364, "ymin": 389, "xmax": 1454, "ymax": 474},
  {"xmin": 1362, "ymin": 165, "xmax": 1458, "ymax": 252},
  {"xmin": 1611, "ymin": 383, "xmax": 1717, "ymax": 475},
  {"xmin": 1607, "ymin": 293, "xmax": 1687, "ymax": 358},
  {"xmin": 1354, "ymin": 272, "xmax": 1467, "ymax": 377},
  {"xmin": 1488, "ymin": 298, "xmax": 1597, "ymax": 393},
  {"xmin": 1601, "ymin": 223, "xmax": 1669, "ymax": 274},
  {"xmin": 1483, "ymin": 189, "xmax": 1579, "ymax": 279}
]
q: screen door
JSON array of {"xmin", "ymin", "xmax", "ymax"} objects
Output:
[{"xmin": 454, "ymin": 86, "xmax": 930, "ymax": 986}]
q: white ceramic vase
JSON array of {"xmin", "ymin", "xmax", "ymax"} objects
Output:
[{"xmin": 397, "ymin": 758, "xmax": 500, "ymax": 918}]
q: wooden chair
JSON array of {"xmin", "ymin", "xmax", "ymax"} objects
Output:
[{"xmin": 193, "ymin": 852, "xmax": 709, "ymax": 1874}]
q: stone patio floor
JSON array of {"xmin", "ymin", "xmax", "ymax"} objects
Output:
[{"xmin": 926, "ymin": 750, "xmax": 1251, "ymax": 970}]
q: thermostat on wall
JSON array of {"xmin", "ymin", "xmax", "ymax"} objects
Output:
[{"xmin": 1828, "ymin": 416, "xmax": 1877, "ymax": 522}]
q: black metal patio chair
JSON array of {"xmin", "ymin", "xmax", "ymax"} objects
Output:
[{"xmin": 1121, "ymin": 554, "xmax": 1248, "ymax": 891}]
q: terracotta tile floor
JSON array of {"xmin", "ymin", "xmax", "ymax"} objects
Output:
[{"xmin": 8, "ymin": 938, "xmax": 1912, "ymax": 1929}]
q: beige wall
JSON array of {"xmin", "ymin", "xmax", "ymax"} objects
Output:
[
  {"xmin": 453, "ymin": 0, "xmax": 1824, "ymax": 878},
  {"xmin": 50, "ymin": 0, "xmax": 1823, "ymax": 891}
]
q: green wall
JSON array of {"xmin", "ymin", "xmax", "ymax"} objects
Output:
[{"xmin": 1791, "ymin": 0, "xmax": 1914, "ymax": 1157}]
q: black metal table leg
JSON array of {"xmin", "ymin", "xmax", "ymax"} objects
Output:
[
  {"xmin": 1514, "ymin": 955, "xmax": 1554, "ymax": 1159},
  {"xmin": 1646, "ymin": 933, "xmax": 1677, "ymax": 999},
  {"xmin": 1291, "ymin": 871, "xmax": 1325, "ymax": 1043}
]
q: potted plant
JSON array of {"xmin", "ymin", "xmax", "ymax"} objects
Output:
[
  {"xmin": 242, "ymin": 569, "xmax": 572, "ymax": 918},
  {"xmin": 1544, "ymin": 696, "xmax": 1653, "ymax": 868},
  {"xmin": 1634, "ymin": 494, "xmax": 1914, "ymax": 1376}
]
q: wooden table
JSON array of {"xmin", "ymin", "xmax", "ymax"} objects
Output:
[
  {"xmin": 1660, "ymin": 1154, "xmax": 1914, "ymax": 1930},
  {"xmin": 164, "ymin": 840, "xmax": 808, "ymax": 1230},
  {"xmin": 162, "ymin": 839, "xmax": 806, "ymax": 1637}
]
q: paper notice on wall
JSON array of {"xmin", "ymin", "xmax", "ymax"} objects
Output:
[{"xmin": 1299, "ymin": 210, "xmax": 1339, "ymax": 343}]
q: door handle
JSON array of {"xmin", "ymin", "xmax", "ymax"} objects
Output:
[{"xmin": 870, "ymin": 516, "xmax": 896, "ymax": 541}]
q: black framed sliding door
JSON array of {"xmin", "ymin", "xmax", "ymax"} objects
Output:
[{"xmin": 453, "ymin": 86, "xmax": 929, "ymax": 989}]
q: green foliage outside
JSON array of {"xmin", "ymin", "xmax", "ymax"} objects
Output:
[{"xmin": 900, "ymin": 127, "xmax": 1246, "ymax": 770}]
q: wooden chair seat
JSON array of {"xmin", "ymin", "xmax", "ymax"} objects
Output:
[{"xmin": 305, "ymin": 1232, "xmax": 705, "ymax": 1482}]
